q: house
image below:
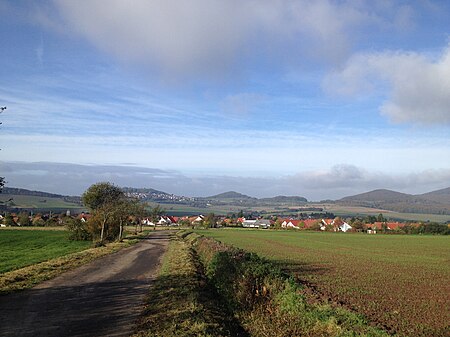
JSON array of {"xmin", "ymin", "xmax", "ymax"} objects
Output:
[
  {"xmin": 142, "ymin": 215, "xmax": 178, "ymax": 226},
  {"xmin": 242, "ymin": 219, "xmax": 271, "ymax": 229},
  {"xmin": 303, "ymin": 219, "xmax": 319, "ymax": 229},
  {"xmin": 254, "ymin": 219, "xmax": 271, "ymax": 229},
  {"xmin": 321, "ymin": 219, "xmax": 333, "ymax": 230},
  {"xmin": 188, "ymin": 215, "xmax": 205, "ymax": 225},
  {"xmin": 77, "ymin": 213, "xmax": 92, "ymax": 223},
  {"xmin": 281, "ymin": 219, "xmax": 301, "ymax": 229},
  {"xmin": 321, "ymin": 218, "xmax": 352, "ymax": 232},
  {"xmin": 339, "ymin": 222, "xmax": 352, "ymax": 232},
  {"xmin": 242, "ymin": 219, "xmax": 257, "ymax": 228}
]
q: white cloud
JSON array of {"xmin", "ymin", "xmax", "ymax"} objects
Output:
[
  {"xmin": 44, "ymin": 0, "xmax": 404, "ymax": 82},
  {"xmin": 324, "ymin": 44, "xmax": 450, "ymax": 125}
]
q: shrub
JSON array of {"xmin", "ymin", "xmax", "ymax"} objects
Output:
[{"xmin": 66, "ymin": 218, "xmax": 92, "ymax": 241}]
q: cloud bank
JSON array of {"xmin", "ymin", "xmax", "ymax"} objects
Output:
[{"xmin": 2, "ymin": 161, "xmax": 450, "ymax": 201}]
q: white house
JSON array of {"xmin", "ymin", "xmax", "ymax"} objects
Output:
[
  {"xmin": 339, "ymin": 222, "xmax": 352, "ymax": 232},
  {"xmin": 242, "ymin": 219, "xmax": 271, "ymax": 229},
  {"xmin": 281, "ymin": 220, "xmax": 301, "ymax": 229}
]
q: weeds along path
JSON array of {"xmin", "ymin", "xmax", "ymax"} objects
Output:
[{"xmin": 0, "ymin": 231, "xmax": 172, "ymax": 337}]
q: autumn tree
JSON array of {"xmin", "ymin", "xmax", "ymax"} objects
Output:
[
  {"xmin": 82, "ymin": 182, "xmax": 125, "ymax": 243},
  {"xmin": 18, "ymin": 212, "xmax": 31, "ymax": 226},
  {"xmin": 3, "ymin": 213, "xmax": 15, "ymax": 226},
  {"xmin": 203, "ymin": 213, "xmax": 216, "ymax": 228}
]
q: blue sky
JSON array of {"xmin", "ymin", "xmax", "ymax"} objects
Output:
[{"xmin": 1, "ymin": 0, "xmax": 449, "ymax": 199}]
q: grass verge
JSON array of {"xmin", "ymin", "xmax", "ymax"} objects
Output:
[
  {"xmin": 0, "ymin": 239, "xmax": 137, "ymax": 294},
  {"xmin": 133, "ymin": 233, "xmax": 248, "ymax": 337}
]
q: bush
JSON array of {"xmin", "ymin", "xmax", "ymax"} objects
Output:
[{"xmin": 66, "ymin": 218, "xmax": 92, "ymax": 241}]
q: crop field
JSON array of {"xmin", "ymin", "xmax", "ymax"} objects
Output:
[
  {"xmin": 0, "ymin": 194, "xmax": 83, "ymax": 211},
  {"xmin": 198, "ymin": 229, "xmax": 450, "ymax": 336},
  {"xmin": 0, "ymin": 229, "xmax": 91, "ymax": 273}
]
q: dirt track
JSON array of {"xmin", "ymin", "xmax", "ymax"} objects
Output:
[{"xmin": 0, "ymin": 231, "xmax": 171, "ymax": 337}]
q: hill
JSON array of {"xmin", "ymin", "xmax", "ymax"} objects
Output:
[
  {"xmin": 259, "ymin": 195, "xmax": 308, "ymax": 203},
  {"xmin": 0, "ymin": 187, "xmax": 82, "ymax": 211},
  {"xmin": 340, "ymin": 189, "xmax": 412, "ymax": 203},
  {"xmin": 339, "ymin": 188, "xmax": 450, "ymax": 215},
  {"xmin": 1, "ymin": 187, "xmax": 81, "ymax": 204},
  {"xmin": 418, "ymin": 187, "xmax": 450, "ymax": 204},
  {"xmin": 206, "ymin": 191, "xmax": 255, "ymax": 200}
]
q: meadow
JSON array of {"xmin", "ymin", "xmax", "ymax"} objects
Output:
[
  {"xmin": 0, "ymin": 193, "xmax": 83, "ymax": 212},
  {"xmin": 0, "ymin": 229, "xmax": 91, "ymax": 273},
  {"xmin": 197, "ymin": 229, "xmax": 450, "ymax": 336}
]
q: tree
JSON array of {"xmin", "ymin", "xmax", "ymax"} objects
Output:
[
  {"xmin": 112, "ymin": 199, "xmax": 144, "ymax": 241},
  {"xmin": 66, "ymin": 218, "xmax": 92, "ymax": 241},
  {"xmin": 377, "ymin": 213, "xmax": 386, "ymax": 222},
  {"xmin": 82, "ymin": 182, "xmax": 125, "ymax": 243},
  {"xmin": 352, "ymin": 219, "xmax": 365, "ymax": 232},
  {"xmin": 18, "ymin": 212, "xmax": 31, "ymax": 226},
  {"xmin": 203, "ymin": 213, "xmax": 216, "ymax": 228},
  {"xmin": 82, "ymin": 182, "xmax": 124, "ymax": 211},
  {"xmin": 3, "ymin": 213, "xmax": 15, "ymax": 226}
]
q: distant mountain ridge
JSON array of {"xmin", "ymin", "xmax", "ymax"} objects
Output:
[
  {"xmin": 339, "ymin": 187, "xmax": 450, "ymax": 215},
  {"xmin": 205, "ymin": 191, "xmax": 308, "ymax": 203},
  {"xmin": 0, "ymin": 187, "xmax": 81, "ymax": 206},
  {"xmin": 2, "ymin": 187, "xmax": 67, "ymax": 198}
]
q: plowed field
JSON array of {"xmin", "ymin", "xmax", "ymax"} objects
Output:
[{"xmin": 198, "ymin": 230, "xmax": 450, "ymax": 336}]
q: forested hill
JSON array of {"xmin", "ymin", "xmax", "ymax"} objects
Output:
[
  {"xmin": 3, "ymin": 187, "xmax": 68, "ymax": 199},
  {"xmin": 1, "ymin": 187, "xmax": 81, "ymax": 205},
  {"xmin": 339, "ymin": 188, "xmax": 450, "ymax": 215},
  {"xmin": 206, "ymin": 191, "xmax": 255, "ymax": 199}
]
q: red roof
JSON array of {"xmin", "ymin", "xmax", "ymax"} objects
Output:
[{"xmin": 303, "ymin": 219, "xmax": 318, "ymax": 228}]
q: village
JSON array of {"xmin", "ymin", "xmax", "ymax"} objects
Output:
[{"xmin": 0, "ymin": 209, "xmax": 424, "ymax": 235}]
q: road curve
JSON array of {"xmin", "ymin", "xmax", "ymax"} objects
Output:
[{"xmin": 0, "ymin": 231, "xmax": 171, "ymax": 337}]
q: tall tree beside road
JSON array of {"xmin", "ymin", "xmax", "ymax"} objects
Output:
[{"xmin": 82, "ymin": 182, "xmax": 126, "ymax": 243}]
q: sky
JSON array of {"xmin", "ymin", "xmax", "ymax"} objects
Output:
[{"xmin": 0, "ymin": 0, "xmax": 449, "ymax": 200}]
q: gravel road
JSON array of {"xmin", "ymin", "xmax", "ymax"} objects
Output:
[{"xmin": 0, "ymin": 231, "xmax": 171, "ymax": 337}]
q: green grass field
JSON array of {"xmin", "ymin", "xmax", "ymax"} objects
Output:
[
  {"xmin": 197, "ymin": 229, "xmax": 450, "ymax": 336},
  {"xmin": 0, "ymin": 229, "xmax": 91, "ymax": 273},
  {"xmin": 0, "ymin": 194, "xmax": 83, "ymax": 211}
]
